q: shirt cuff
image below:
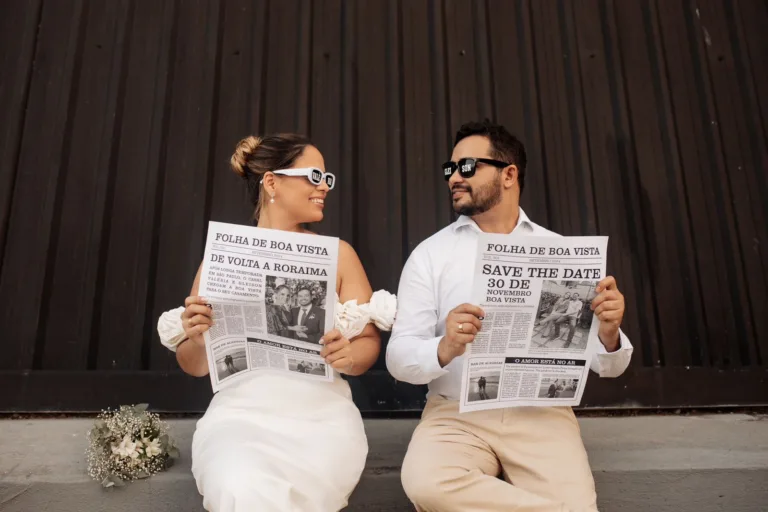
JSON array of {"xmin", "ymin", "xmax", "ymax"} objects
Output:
[
  {"xmin": 416, "ymin": 336, "xmax": 451, "ymax": 381},
  {"xmin": 592, "ymin": 330, "xmax": 633, "ymax": 378}
]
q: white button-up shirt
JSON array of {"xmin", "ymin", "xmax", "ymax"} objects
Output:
[
  {"xmin": 565, "ymin": 299, "xmax": 584, "ymax": 316},
  {"xmin": 386, "ymin": 208, "xmax": 633, "ymax": 400}
]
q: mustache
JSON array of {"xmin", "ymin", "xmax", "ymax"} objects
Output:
[{"xmin": 451, "ymin": 185, "xmax": 471, "ymax": 193}]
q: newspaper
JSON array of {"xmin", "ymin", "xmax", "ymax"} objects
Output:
[
  {"xmin": 198, "ymin": 221, "xmax": 338, "ymax": 392},
  {"xmin": 459, "ymin": 235, "xmax": 609, "ymax": 412}
]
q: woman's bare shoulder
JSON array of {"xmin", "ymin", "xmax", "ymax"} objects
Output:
[
  {"xmin": 338, "ymin": 239, "xmax": 362, "ymax": 264},
  {"xmin": 336, "ymin": 239, "xmax": 370, "ymax": 300}
]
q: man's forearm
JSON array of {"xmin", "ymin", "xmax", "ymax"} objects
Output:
[
  {"xmin": 598, "ymin": 330, "xmax": 620, "ymax": 352},
  {"xmin": 437, "ymin": 336, "xmax": 453, "ymax": 368},
  {"xmin": 386, "ymin": 335, "xmax": 448, "ymax": 384}
]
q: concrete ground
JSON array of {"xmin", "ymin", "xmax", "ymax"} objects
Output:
[{"xmin": 1, "ymin": 414, "xmax": 767, "ymax": 511}]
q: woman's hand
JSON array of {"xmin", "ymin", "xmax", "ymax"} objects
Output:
[
  {"xmin": 319, "ymin": 329, "xmax": 355, "ymax": 374},
  {"xmin": 182, "ymin": 296, "xmax": 213, "ymax": 347}
]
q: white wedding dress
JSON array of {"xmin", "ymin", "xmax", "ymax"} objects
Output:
[{"xmin": 157, "ymin": 291, "xmax": 396, "ymax": 512}]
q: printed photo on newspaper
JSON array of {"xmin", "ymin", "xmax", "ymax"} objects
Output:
[
  {"xmin": 198, "ymin": 221, "xmax": 338, "ymax": 392},
  {"xmin": 459, "ymin": 235, "xmax": 609, "ymax": 412}
]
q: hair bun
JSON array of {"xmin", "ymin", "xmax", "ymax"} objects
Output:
[{"xmin": 230, "ymin": 136, "xmax": 262, "ymax": 178}]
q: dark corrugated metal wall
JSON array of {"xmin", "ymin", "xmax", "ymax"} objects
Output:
[{"xmin": 0, "ymin": 0, "xmax": 766, "ymax": 411}]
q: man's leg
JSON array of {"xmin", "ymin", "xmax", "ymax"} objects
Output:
[
  {"xmin": 540, "ymin": 313, "xmax": 562, "ymax": 338},
  {"xmin": 495, "ymin": 406, "xmax": 598, "ymax": 512},
  {"xmin": 401, "ymin": 396, "xmax": 570, "ymax": 512},
  {"xmin": 541, "ymin": 312, "xmax": 564, "ymax": 326},
  {"xmin": 550, "ymin": 315, "xmax": 568, "ymax": 340},
  {"xmin": 561, "ymin": 316, "xmax": 577, "ymax": 348},
  {"xmin": 565, "ymin": 316, "xmax": 578, "ymax": 346}
]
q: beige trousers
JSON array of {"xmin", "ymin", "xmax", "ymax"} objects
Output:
[{"xmin": 401, "ymin": 396, "xmax": 598, "ymax": 512}]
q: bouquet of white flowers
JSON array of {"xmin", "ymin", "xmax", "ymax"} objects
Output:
[{"xmin": 86, "ymin": 404, "xmax": 179, "ymax": 488}]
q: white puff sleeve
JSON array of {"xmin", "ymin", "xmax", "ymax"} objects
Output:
[
  {"xmin": 365, "ymin": 290, "xmax": 397, "ymax": 331},
  {"xmin": 157, "ymin": 306, "xmax": 186, "ymax": 352},
  {"xmin": 333, "ymin": 290, "xmax": 397, "ymax": 340}
]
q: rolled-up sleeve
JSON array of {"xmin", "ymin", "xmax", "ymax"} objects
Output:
[
  {"xmin": 386, "ymin": 246, "xmax": 449, "ymax": 385},
  {"xmin": 590, "ymin": 329, "xmax": 633, "ymax": 377}
]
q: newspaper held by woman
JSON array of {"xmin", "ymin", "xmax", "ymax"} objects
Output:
[{"xmin": 199, "ymin": 221, "xmax": 340, "ymax": 391}]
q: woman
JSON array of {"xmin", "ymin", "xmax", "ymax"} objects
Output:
[
  {"xmin": 266, "ymin": 284, "xmax": 296, "ymax": 338},
  {"xmin": 156, "ymin": 134, "xmax": 396, "ymax": 511}
]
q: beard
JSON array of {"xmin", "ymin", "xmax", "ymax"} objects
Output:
[{"xmin": 452, "ymin": 174, "xmax": 502, "ymax": 216}]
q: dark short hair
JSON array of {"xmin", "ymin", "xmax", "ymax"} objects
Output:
[
  {"xmin": 297, "ymin": 287, "xmax": 312, "ymax": 296},
  {"xmin": 454, "ymin": 119, "xmax": 527, "ymax": 195}
]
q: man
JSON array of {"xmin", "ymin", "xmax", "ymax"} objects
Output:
[
  {"xmin": 478, "ymin": 376, "xmax": 487, "ymax": 399},
  {"xmin": 554, "ymin": 292, "xmax": 571, "ymax": 312},
  {"xmin": 546, "ymin": 292, "xmax": 571, "ymax": 320},
  {"xmin": 538, "ymin": 292, "xmax": 570, "ymax": 337},
  {"xmin": 387, "ymin": 120, "xmax": 633, "ymax": 511},
  {"xmin": 552, "ymin": 293, "xmax": 585, "ymax": 347},
  {"xmin": 290, "ymin": 287, "xmax": 325, "ymax": 344},
  {"xmin": 547, "ymin": 379, "xmax": 559, "ymax": 398},
  {"xmin": 223, "ymin": 354, "xmax": 236, "ymax": 375}
]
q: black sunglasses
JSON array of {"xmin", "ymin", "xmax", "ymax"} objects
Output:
[{"xmin": 442, "ymin": 157, "xmax": 511, "ymax": 181}]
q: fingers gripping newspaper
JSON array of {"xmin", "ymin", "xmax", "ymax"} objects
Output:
[
  {"xmin": 198, "ymin": 221, "xmax": 338, "ymax": 392},
  {"xmin": 459, "ymin": 235, "xmax": 609, "ymax": 412}
]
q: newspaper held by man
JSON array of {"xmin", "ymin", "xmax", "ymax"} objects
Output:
[
  {"xmin": 459, "ymin": 235, "xmax": 609, "ymax": 412},
  {"xmin": 198, "ymin": 221, "xmax": 338, "ymax": 392}
]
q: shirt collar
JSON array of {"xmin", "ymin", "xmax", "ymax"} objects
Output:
[{"xmin": 452, "ymin": 208, "xmax": 534, "ymax": 234}]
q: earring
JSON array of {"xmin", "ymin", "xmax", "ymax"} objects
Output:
[{"xmin": 270, "ymin": 194, "xmax": 275, "ymax": 204}]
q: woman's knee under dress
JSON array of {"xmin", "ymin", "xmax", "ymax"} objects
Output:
[{"xmin": 191, "ymin": 372, "xmax": 368, "ymax": 512}]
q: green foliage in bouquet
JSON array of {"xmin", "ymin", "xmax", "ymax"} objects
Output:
[{"xmin": 86, "ymin": 404, "xmax": 179, "ymax": 488}]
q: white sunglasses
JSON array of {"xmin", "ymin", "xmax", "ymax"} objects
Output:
[{"xmin": 261, "ymin": 167, "xmax": 336, "ymax": 190}]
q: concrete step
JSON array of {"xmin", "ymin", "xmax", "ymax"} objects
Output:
[{"xmin": 1, "ymin": 414, "xmax": 767, "ymax": 511}]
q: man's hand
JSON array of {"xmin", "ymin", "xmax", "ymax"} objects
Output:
[
  {"xmin": 437, "ymin": 304, "xmax": 485, "ymax": 367},
  {"xmin": 591, "ymin": 276, "xmax": 625, "ymax": 352}
]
